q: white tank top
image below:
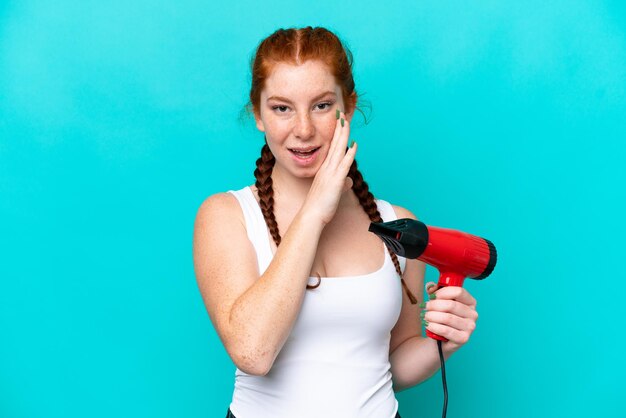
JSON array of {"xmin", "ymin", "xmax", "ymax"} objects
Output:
[{"xmin": 226, "ymin": 185, "xmax": 406, "ymax": 418}]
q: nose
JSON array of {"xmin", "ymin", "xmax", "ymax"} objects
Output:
[{"xmin": 293, "ymin": 112, "xmax": 314, "ymax": 139}]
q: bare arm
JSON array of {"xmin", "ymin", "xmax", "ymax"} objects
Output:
[
  {"xmin": 193, "ymin": 193, "xmax": 325, "ymax": 376},
  {"xmin": 193, "ymin": 110, "xmax": 356, "ymax": 376}
]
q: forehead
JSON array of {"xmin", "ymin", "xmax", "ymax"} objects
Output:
[{"xmin": 263, "ymin": 60, "xmax": 339, "ymax": 98}]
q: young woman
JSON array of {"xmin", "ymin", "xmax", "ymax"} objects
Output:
[{"xmin": 193, "ymin": 26, "xmax": 479, "ymax": 418}]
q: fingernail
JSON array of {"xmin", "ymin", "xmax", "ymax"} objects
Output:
[
  {"xmin": 349, "ymin": 139, "xmax": 354, "ymax": 148},
  {"xmin": 336, "ymin": 109, "xmax": 340, "ymax": 119},
  {"xmin": 422, "ymin": 320, "xmax": 429, "ymax": 327},
  {"xmin": 341, "ymin": 118, "xmax": 345, "ymax": 127},
  {"xmin": 426, "ymin": 283, "xmax": 436, "ymax": 291},
  {"xmin": 429, "ymin": 293, "xmax": 437, "ymax": 300},
  {"xmin": 419, "ymin": 302, "xmax": 427, "ymax": 309},
  {"xmin": 420, "ymin": 311, "xmax": 426, "ymax": 319}
]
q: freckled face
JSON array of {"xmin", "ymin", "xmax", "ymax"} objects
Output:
[{"xmin": 254, "ymin": 60, "xmax": 348, "ymax": 177}]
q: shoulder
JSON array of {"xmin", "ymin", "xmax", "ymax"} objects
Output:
[
  {"xmin": 195, "ymin": 190, "xmax": 244, "ymax": 228},
  {"xmin": 389, "ymin": 203, "xmax": 419, "ymax": 221},
  {"xmin": 197, "ymin": 191, "xmax": 237, "ymax": 214},
  {"xmin": 199, "ymin": 184, "xmax": 256, "ymax": 211}
]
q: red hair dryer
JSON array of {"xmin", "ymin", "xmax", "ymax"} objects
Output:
[{"xmin": 368, "ymin": 218, "xmax": 498, "ymax": 341}]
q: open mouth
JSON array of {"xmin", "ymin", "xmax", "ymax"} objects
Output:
[{"xmin": 289, "ymin": 147, "xmax": 320, "ymax": 158}]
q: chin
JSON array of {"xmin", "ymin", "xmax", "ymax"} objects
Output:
[{"xmin": 292, "ymin": 167, "xmax": 319, "ymax": 178}]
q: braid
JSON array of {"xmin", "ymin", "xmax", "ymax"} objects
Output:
[
  {"xmin": 254, "ymin": 141, "xmax": 281, "ymax": 247},
  {"xmin": 254, "ymin": 140, "xmax": 322, "ymax": 289},
  {"xmin": 348, "ymin": 159, "xmax": 418, "ymax": 304},
  {"xmin": 253, "ymin": 139, "xmax": 417, "ymax": 303}
]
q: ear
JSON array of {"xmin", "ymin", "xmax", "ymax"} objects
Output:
[
  {"xmin": 254, "ymin": 110, "xmax": 266, "ymax": 132},
  {"xmin": 346, "ymin": 108, "xmax": 355, "ymax": 123},
  {"xmin": 346, "ymin": 93, "xmax": 357, "ymax": 122}
]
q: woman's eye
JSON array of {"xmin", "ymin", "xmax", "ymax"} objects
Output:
[
  {"xmin": 272, "ymin": 105, "xmax": 289, "ymax": 113},
  {"xmin": 316, "ymin": 102, "xmax": 333, "ymax": 110}
]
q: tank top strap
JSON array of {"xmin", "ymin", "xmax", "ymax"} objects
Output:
[
  {"xmin": 226, "ymin": 186, "xmax": 273, "ymax": 275},
  {"xmin": 226, "ymin": 187, "xmax": 406, "ymax": 276},
  {"xmin": 374, "ymin": 198, "xmax": 397, "ymax": 223},
  {"xmin": 374, "ymin": 198, "xmax": 407, "ymax": 275}
]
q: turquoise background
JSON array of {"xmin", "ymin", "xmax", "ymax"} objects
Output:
[{"xmin": 1, "ymin": 0, "xmax": 625, "ymax": 417}]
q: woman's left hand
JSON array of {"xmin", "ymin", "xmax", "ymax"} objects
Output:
[{"xmin": 422, "ymin": 282, "xmax": 479, "ymax": 352}]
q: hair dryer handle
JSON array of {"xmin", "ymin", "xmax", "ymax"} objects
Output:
[{"xmin": 425, "ymin": 271, "xmax": 467, "ymax": 342}]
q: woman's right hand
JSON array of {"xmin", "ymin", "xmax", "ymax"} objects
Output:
[{"xmin": 302, "ymin": 109, "xmax": 357, "ymax": 226}]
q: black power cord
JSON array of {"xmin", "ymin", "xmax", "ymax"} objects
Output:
[{"xmin": 437, "ymin": 340, "xmax": 448, "ymax": 418}]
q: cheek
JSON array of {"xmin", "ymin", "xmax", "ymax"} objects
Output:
[
  {"xmin": 319, "ymin": 115, "xmax": 338, "ymax": 141},
  {"xmin": 263, "ymin": 118, "xmax": 289, "ymax": 140}
]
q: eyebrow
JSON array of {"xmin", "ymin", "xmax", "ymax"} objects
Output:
[{"xmin": 266, "ymin": 91, "xmax": 336, "ymax": 103}]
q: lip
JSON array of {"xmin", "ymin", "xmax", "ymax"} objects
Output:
[
  {"xmin": 288, "ymin": 146, "xmax": 320, "ymax": 152},
  {"xmin": 289, "ymin": 147, "xmax": 321, "ymax": 166}
]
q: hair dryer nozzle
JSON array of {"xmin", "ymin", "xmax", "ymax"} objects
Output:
[{"xmin": 368, "ymin": 219, "xmax": 429, "ymax": 259}]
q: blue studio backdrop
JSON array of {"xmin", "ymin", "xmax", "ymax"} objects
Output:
[{"xmin": 1, "ymin": 1, "xmax": 625, "ymax": 417}]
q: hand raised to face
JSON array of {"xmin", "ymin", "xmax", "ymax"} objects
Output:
[{"xmin": 301, "ymin": 108, "xmax": 357, "ymax": 226}]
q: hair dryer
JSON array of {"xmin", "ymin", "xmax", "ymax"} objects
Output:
[{"xmin": 368, "ymin": 218, "xmax": 497, "ymax": 342}]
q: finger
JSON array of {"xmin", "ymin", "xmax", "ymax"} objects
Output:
[
  {"xmin": 431, "ymin": 286, "xmax": 477, "ymax": 308},
  {"xmin": 425, "ymin": 282, "xmax": 438, "ymax": 295},
  {"xmin": 326, "ymin": 109, "xmax": 350, "ymax": 167},
  {"xmin": 424, "ymin": 321, "xmax": 473, "ymax": 346},
  {"xmin": 425, "ymin": 299, "xmax": 478, "ymax": 320},
  {"xmin": 338, "ymin": 140, "xmax": 357, "ymax": 173},
  {"xmin": 423, "ymin": 304, "xmax": 478, "ymax": 326},
  {"xmin": 336, "ymin": 110, "xmax": 351, "ymax": 158},
  {"xmin": 423, "ymin": 312, "xmax": 476, "ymax": 344},
  {"xmin": 424, "ymin": 298, "xmax": 478, "ymax": 322},
  {"xmin": 325, "ymin": 108, "xmax": 344, "ymax": 164}
]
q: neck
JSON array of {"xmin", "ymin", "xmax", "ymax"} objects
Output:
[
  {"xmin": 271, "ymin": 164, "xmax": 315, "ymax": 207},
  {"xmin": 270, "ymin": 163, "xmax": 355, "ymax": 211}
]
